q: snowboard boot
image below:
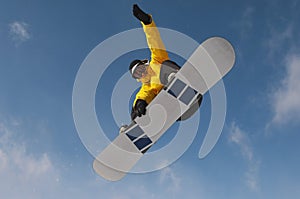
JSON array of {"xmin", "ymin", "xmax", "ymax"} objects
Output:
[{"xmin": 119, "ymin": 124, "xmax": 129, "ymax": 134}]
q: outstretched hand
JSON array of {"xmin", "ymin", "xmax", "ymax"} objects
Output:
[{"xmin": 132, "ymin": 4, "xmax": 152, "ymax": 25}]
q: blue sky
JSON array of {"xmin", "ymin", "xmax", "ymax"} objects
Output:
[{"xmin": 1, "ymin": 0, "xmax": 300, "ymax": 198}]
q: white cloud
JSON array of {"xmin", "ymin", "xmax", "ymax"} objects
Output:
[
  {"xmin": 110, "ymin": 162, "xmax": 182, "ymax": 198},
  {"xmin": 9, "ymin": 21, "xmax": 31, "ymax": 44},
  {"xmin": 269, "ymin": 53, "xmax": 300, "ymax": 125},
  {"xmin": 262, "ymin": 6, "xmax": 300, "ymax": 128},
  {"xmin": 265, "ymin": 23, "xmax": 294, "ymax": 58},
  {"xmin": 245, "ymin": 163, "xmax": 260, "ymax": 192},
  {"xmin": 229, "ymin": 125, "xmax": 253, "ymax": 162},
  {"xmin": 0, "ymin": 120, "xmax": 60, "ymax": 199},
  {"xmin": 0, "ymin": 149, "xmax": 8, "ymax": 170},
  {"xmin": 229, "ymin": 122, "xmax": 260, "ymax": 192},
  {"xmin": 111, "ymin": 184, "xmax": 156, "ymax": 199},
  {"xmin": 159, "ymin": 167, "xmax": 181, "ymax": 193},
  {"xmin": 96, "ymin": 165, "xmax": 204, "ymax": 199},
  {"xmin": 240, "ymin": 6, "xmax": 255, "ymax": 39}
]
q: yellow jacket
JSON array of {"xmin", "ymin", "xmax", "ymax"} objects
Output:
[{"xmin": 133, "ymin": 19, "xmax": 169, "ymax": 106}]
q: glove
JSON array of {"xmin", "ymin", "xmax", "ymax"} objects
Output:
[
  {"xmin": 133, "ymin": 4, "xmax": 152, "ymax": 25},
  {"xmin": 131, "ymin": 99, "xmax": 148, "ymax": 120}
]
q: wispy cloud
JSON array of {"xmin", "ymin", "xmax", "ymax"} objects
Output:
[
  {"xmin": 159, "ymin": 166, "xmax": 181, "ymax": 193},
  {"xmin": 269, "ymin": 53, "xmax": 300, "ymax": 125},
  {"xmin": 9, "ymin": 21, "xmax": 31, "ymax": 44},
  {"xmin": 262, "ymin": 3, "xmax": 300, "ymax": 128},
  {"xmin": 239, "ymin": 6, "xmax": 255, "ymax": 39},
  {"xmin": 0, "ymin": 119, "xmax": 60, "ymax": 199},
  {"xmin": 265, "ymin": 23, "xmax": 294, "ymax": 59},
  {"xmin": 229, "ymin": 122, "xmax": 260, "ymax": 192}
]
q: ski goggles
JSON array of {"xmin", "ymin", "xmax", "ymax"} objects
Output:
[{"xmin": 131, "ymin": 59, "xmax": 150, "ymax": 79}]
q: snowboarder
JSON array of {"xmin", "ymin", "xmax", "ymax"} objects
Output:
[
  {"xmin": 93, "ymin": 5, "xmax": 235, "ymax": 180},
  {"xmin": 128, "ymin": 4, "xmax": 170, "ymax": 121},
  {"xmin": 119, "ymin": 5, "xmax": 202, "ymax": 133}
]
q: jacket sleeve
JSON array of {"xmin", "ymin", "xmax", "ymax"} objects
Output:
[
  {"xmin": 133, "ymin": 84, "xmax": 159, "ymax": 105},
  {"xmin": 142, "ymin": 18, "xmax": 169, "ymax": 64}
]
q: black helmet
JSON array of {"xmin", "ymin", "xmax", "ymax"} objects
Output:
[{"xmin": 129, "ymin": 59, "xmax": 142, "ymax": 72}]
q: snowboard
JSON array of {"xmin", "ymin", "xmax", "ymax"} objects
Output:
[{"xmin": 93, "ymin": 37, "xmax": 235, "ymax": 181}]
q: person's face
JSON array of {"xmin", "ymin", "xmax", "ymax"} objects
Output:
[
  {"xmin": 138, "ymin": 68, "xmax": 151, "ymax": 83},
  {"xmin": 132, "ymin": 60, "xmax": 150, "ymax": 82}
]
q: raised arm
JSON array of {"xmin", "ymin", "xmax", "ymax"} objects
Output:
[
  {"xmin": 142, "ymin": 19, "xmax": 169, "ymax": 64},
  {"xmin": 133, "ymin": 4, "xmax": 169, "ymax": 64}
]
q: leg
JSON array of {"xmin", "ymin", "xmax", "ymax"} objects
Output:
[{"xmin": 177, "ymin": 94, "xmax": 203, "ymax": 121}]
